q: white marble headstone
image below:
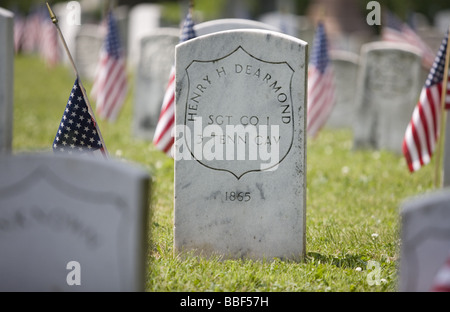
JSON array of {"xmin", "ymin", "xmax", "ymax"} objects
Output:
[
  {"xmin": 399, "ymin": 189, "xmax": 450, "ymax": 292},
  {"xmin": 0, "ymin": 8, "xmax": 13, "ymax": 154},
  {"xmin": 326, "ymin": 50, "xmax": 360, "ymax": 129},
  {"xmin": 54, "ymin": 2, "xmax": 80, "ymax": 66},
  {"xmin": 74, "ymin": 24, "xmax": 104, "ymax": 81},
  {"xmin": 127, "ymin": 3, "xmax": 161, "ymax": 67},
  {"xmin": 353, "ymin": 42, "xmax": 422, "ymax": 154},
  {"xmin": 443, "ymin": 113, "xmax": 450, "ymax": 188},
  {"xmin": 174, "ymin": 30, "xmax": 307, "ymax": 261},
  {"xmin": 0, "ymin": 154, "xmax": 150, "ymax": 292},
  {"xmin": 133, "ymin": 28, "xmax": 179, "ymax": 140}
]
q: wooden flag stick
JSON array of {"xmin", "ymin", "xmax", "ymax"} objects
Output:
[
  {"xmin": 434, "ymin": 27, "xmax": 450, "ymax": 188},
  {"xmin": 46, "ymin": 2, "xmax": 109, "ymax": 157}
]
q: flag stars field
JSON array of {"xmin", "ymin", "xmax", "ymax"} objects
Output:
[{"xmin": 53, "ymin": 79, "xmax": 105, "ymax": 156}]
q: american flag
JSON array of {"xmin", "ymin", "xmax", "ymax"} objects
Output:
[
  {"xmin": 431, "ymin": 252, "xmax": 450, "ymax": 292},
  {"xmin": 403, "ymin": 31, "xmax": 450, "ymax": 172},
  {"xmin": 307, "ymin": 22, "xmax": 336, "ymax": 138},
  {"xmin": 382, "ymin": 11, "xmax": 435, "ymax": 69},
  {"xmin": 13, "ymin": 14, "xmax": 26, "ymax": 53},
  {"xmin": 91, "ymin": 11, "xmax": 128, "ymax": 122},
  {"xmin": 53, "ymin": 78, "xmax": 106, "ymax": 157},
  {"xmin": 153, "ymin": 11, "xmax": 197, "ymax": 155}
]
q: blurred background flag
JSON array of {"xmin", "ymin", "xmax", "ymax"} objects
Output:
[
  {"xmin": 307, "ymin": 22, "xmax": 336, "ymax": 138},
  {"xmin": 402, "ymin": 30, "xmax": 450, "ymax": 173},
  {"xmin": 91, "ymin": 10, "xmax": 128, "ymax": 122},
  {"xmin": 382, "ymin": 10, "xmax": 435, "ymax": 69},
  {"xmin": 39, "ymin": 18, "xmax": 60, "ymax": 67},
  {"xmin": 153, "ymin": 8, "xmax": 197, "ymax": 156}
]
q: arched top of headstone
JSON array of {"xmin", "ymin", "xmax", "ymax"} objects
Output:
[{"xmin": 194, "ymin": 18, "xmax": 281, "ymax": 37}]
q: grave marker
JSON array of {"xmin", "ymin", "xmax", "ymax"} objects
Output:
[
  {"xmin": 0, "ymin": 8, "xmax": 13, "ymax": 154},
  {"xmin": 0, "ymin": 154, "xmax": 150, "ymax": 291},
  {"xmin": 353, "ymin": 42, "xmax": 422, "ymax": 154},
  {"xmin": 133, "ymin": 28, "xmax": 179, "ymax": 140},
  {"xmin": 443, "ymin": 116, "xmax": 450, "ymax": 188},
  {"xmin": 53, "ymin": 2, "xmax": 79, "ymax": 66},
  {"xmin": 74, "ymin": 24, "xmax": 104, "ymax": 81},
  {"xmin": 399, "ymin": 189, "xmax": 450, "ymax": 291},
  {"xmin": 326, "ymin": 50, "xmax": 359, "ymax": 129},
  {"xmin": 174, "ymin": 30, "xmax": 307, "ymax": 261},
  {"xmin": 128, "ymin": 4, "xmax": 161, "ymax": 67}
]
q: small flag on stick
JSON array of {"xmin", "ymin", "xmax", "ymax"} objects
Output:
[
  {"xmin": 402, "ymin": 30, "xmax": 450, "ymax": 175},
  {"xmin": 91, "ymin": 10, "xmax": 128, "ymax": 122},
  {"xmin": 53, "ymin": 79, "xmax": 106, "ymax": 157},
  {"xmin": 153, "ymin": 9, "xmax": 197, "ymax": 156},
  {"xmin": 46, "ymin": 2, "xmax": 108, "ymax": 158},
  {"xmin": 306, "ymin": 22, "xmax": 336, "ymax": 138}
]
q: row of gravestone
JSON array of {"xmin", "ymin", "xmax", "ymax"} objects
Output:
[
  {"xmin": 134, "ymin": 25, "xmax": 426, "ymax": 158},
  {"xmin": 2, "ymin": 7, "xmax": 450, "ymax": 292},
  {"xmin": 42, "ymin": 3, "xmax": 430, "ymax": 158}
]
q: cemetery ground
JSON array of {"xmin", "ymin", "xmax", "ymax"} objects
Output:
[{"xmin": 13, "ymin": 54, "xmax": 436, "ymax": 292}]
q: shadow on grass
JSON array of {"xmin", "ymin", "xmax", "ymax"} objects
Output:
[{"xmin": 306, "ymin": 252, "xmax": 369, "ymax": 269}]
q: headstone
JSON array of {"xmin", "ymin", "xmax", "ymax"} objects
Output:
[
  {"xmin": 353, "ymin": 42, "xmax": 423, "ymax": 154},
  {"xmin": 194, "ymin": 18, "xmax": 281, "ymax": 37},
  {"xmin": 54, "ymin": 2, "xmax": 80, "ymax": 66},
  {"xmin": 113, "ymin": 5, "xmax": 129, "ymax": 57},
  {"xmin": 259, "ymin": 12, "xmax": 301, "ymax": 37},
  {"xmin": 399, "ymin": 189, "xmax": 450, "ymax": 292},
  {"xmin": 174, "ymin": 30, "xmax": 308, "ymax": 261},
  {"xmin": 0, "ymin": 154, "xmax": 150, "ymax": 292},
  {"xmin": 74, "ymin": 24, "xmax": 104, "ymax": 81},
  {"xmin": 443, "ymin": 111, "xmax": 450, "ymax": 188},
  {"xmin": 326, "ymin": 50, "xmax": 359, "ymax": 129},
  {"xmin": 0, "ymin": 8, "xmax": 13, "ymax": 154},
  {"xmin": 133, "ymin": 28, "xmax": 179, "ymax": 140},
  {"xmin": 435, "ymin": 10, "xmax": 450, "ymax": 36},
  {"xmin": 127, "ymin": 4, "xmax": 161, "ymax": 67}
]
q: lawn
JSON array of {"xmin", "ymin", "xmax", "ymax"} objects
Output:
[{"xmin": 12, "ymin": 54, "xmax": 436, "ymax": 292}]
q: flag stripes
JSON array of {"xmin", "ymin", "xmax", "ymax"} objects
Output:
[
  {"xmin": 431, "ymin": 253, "xmax": 450, "ymax": 292},
  {"xmin": 153, "ymin": 11, "xmax": 196, "ymax": 156},
  {"xmin": 382, "ymin": 11, "xmax": 435, "ymax": 69},
  {"xmin": 306, "ymin": 22, "xmax": 336, "ymax": 138},
  {"xmin": 153, "ymin": 67, "xmax": 176, "ymax": 154},
  {"xmin": 91, "ymin": 11, "xmax": 128, "ymax": 122},
  {"xmin": 403, "ymin": 31, "xmax": 450, "ymax": 172}
]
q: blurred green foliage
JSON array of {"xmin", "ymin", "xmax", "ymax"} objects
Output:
[{"xmin": 2, "ymin": 0, "xmax": 449, "ymax": 22}]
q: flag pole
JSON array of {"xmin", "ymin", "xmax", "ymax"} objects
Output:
[
  {"xmin": 434, "ymin": 26, "xmax": 450, "ymax": 188},
  {"xmin": 46, "ymin": 2, "xmax": 109, "ymax": 157}
]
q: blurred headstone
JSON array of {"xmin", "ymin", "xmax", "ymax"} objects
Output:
[
  {"xmin": 74, "ymin": 24, "xmax": 104, "ymax": 81},
  {"xmin": 399, "ymin": 189, "xmax": 450, "ymax": 292},
  {"xmin": 133, "ymin": 28, "xmax": 179, "ymax": 140},
  {"xmin": 0, "ymin": 8, "xmax": 13, "ymax": 154},
  {"xmin": 326, "ymin": 50, "xmax": 359, "ymax": 129},
  {"xmin": 0, "ymin": 154, "xmax": 151, "ymax": 292},
  {"xmin": 127, "ymin": 3, "xmax": 161, "ymax": 67},
  {"xmin": 353, "ymin": 42, "xmax": 422, "ymax": 154}
]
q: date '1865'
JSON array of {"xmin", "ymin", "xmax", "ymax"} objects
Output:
[{"xmin": 225, "ymin": 192, "xmax": 251, "ymax": 202}]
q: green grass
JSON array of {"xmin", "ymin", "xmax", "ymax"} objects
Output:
[{"xmin": 13, "ymin": 55, "xmax": 436, "ymax": 292}]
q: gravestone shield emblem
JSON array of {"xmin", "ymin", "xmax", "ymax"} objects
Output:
[{"xmin": 182, "ymin": 46, "xmax": 294, "ymax": 179}]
